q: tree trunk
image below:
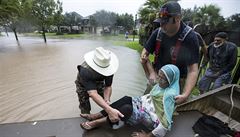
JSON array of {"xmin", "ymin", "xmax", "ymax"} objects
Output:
[
  {"xmin": 57, "ymin": 26, "xmax": 61, "ymax": 33},
  {"xmin": 4, "ymin": 26, "xmax": 9, "ymax": 37},
  {"xmin": 13, "ymin": 28, "xmax": 19, "ymax": 41},
  {"xmin": 70, "ymin": 25, "xmax": 73, "ymax": 33},
  {"xmin": 94, "ymin": 27, "xmax": 97, "ymax": 34},
  {"xmin": 42, "ymin": 26, "xmax": 47, "ymax": 43}
]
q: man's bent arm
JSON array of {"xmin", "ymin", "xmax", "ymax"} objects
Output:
[
  {"xmin": 184, "ymin": 63, "xmax": 199, "ymax": 96},
  {"xmin": 175, "ymin": 63, "xmax": 198, "ymax": 104}
]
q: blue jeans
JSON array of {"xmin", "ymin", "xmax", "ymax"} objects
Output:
[{"xmin": 198, "ymin": 69, "xmax": 231, "ymax": 93}]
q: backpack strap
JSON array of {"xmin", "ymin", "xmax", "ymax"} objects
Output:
[
  {"xmin": 171, "ymin": 25, "xmax": 193, "ymax": 64},
  {"xmin": 153, "ymin": 29, "xmax": 163, "ymax": 67},
  {"xmin": 178, "ymin": 25, "xmax": 192, "ymax": 41},
  {"xmin": 171, "ymin": 40, "xmax": 181, "ymax": 64}
]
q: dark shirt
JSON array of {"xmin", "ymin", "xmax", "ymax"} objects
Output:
[
  {"xmin": 77, "ymin": 62, "xmax": 113, "ymax": 91},
  {"xmin": 145, "ymin": 22, "xmax": 199, "ymax": 78},
  {"xmin": 207, "ymin": 41, "xmax": 238, "ymax": 74}
]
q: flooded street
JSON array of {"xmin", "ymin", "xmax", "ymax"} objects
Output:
[{"xmin": 0, "ymin": 34, "xmax": 147, "ymax": 124}]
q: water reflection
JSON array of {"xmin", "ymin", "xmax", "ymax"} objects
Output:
[{"xmin": 0, "ymin": 34, "xmax": 147, "ymax": 124}]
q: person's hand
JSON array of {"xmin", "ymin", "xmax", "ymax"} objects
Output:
[
  {"xmin": 175, "ymin": 94, "xmax": 188, "ymax": 104},
  {"xmin": 131, "ymin": 130, "xmax": 151, "ymax": 137},
  {"xmin": 108, "ymin": 108, "xmax": 124, "ymax": 123},
  {"xmin": 148, "ymin": 72, "xmax": 157, "ymax": 85},
  {"xmin": 140, "ymin": 50, "xmax": 149, "ymax": 64}
]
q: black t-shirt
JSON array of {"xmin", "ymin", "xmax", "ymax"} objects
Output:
[
  {"xmin": 77, "ymin": 62, "xmax": 113, "ymax": 91},
  {"xmin": 145, "ymin": 22, "xmax": 199, "ymax": 78}
]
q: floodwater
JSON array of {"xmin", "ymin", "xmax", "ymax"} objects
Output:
[{"xmin": 0, "ymin": 33, "xmax": 147, "ymax": 124}]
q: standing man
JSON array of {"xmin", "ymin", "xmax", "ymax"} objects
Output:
[
  {"xmin": 198, "ymin": 32, "xmax": 238, "ymax": 94},
  {"xmin": 75, "ymin": 47, "xmax": 123, "ymax": 123},
  {"xmin": 125, "ymin": 31, "xmax": 129, "ymax": 40},
  {"xmin": 141, "ymin": 1, "xmax": 199, "ymax": 104}
]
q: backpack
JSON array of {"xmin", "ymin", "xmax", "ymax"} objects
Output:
[{"xmin": 192, "ymin": 115, "xmax": 234, "ymax": 137}]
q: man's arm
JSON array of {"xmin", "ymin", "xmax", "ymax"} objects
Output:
[
  {"xmin": 175, "ymin": 63, "xmax": 199, "ymax": 104},
  {"xmin": 221, "ymin": 45, "xmax": 238, "ymax": 74},
  {"xmin": 88, "ymin": 90, "xmax": 124, "ymax": 122},
  {"xmin": 104, "ymin": 86, "xmax": 112, "ymax": 104}
]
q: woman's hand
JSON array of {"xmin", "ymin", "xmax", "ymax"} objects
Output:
[{"xmin": 149, "ymin": 72, "xmax": 157, "ymax": 85}]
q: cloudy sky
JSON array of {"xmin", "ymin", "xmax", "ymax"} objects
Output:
[{"xmin": 59, "ymin": 0, "xmax": 240, "ymax": 18}]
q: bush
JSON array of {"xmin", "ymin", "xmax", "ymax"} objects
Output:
[{"xmin": 56, "ymin": 32, "xmax": 64, "ymax": 35}]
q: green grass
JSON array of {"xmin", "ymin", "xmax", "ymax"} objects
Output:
[
  {"xmin": 24, "ymin": 32, "xmax": 139, "ymax": 40},
  {"xmin": 24, "ymin": 32, "xmax": 88, "ymax": 39},
  {"xmin": 115, "ymin": 41, "xmax": 143, "ymax": 53}
]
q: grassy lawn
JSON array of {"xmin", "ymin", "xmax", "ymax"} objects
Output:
[
  {"xmin": 23, "ymin": 32, "xmax": 139, "ymax": 40},
  {"xmin": 24, "ymin": 32, "xmax": 88, "ymax": 39}
]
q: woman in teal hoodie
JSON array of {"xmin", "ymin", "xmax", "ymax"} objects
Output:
[{"xmin": 80, "ymin": 64, "xmax": 180, "ymax": 137}]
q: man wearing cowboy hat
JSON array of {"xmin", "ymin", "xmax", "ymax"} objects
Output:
[{"xmin": 75, "ymin": 47, "xmax": 123, "ymax": 123}]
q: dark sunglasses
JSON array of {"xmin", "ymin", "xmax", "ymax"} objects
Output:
[{"xmin": 159, "ymin": 8, "xmax": 173, "ymax": 25}]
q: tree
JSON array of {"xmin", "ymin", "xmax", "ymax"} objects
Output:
[
  {"xmin": 18, "ymin": 0, "xmax": 36, "ymax": 33},
  {"xmin": 0, "ymin": 0, "xmax": 22, "ymax": 41},
  {"xmin": 182, "ymin": 7, "xmax": 197, "ymax": 23},
  {"xmin": 89, "ymin": 15, "xmax": 98, "ymax": 33},
  {"xmin": 138, "ymin": 0, "xmax": 169, "ymax": 24},
  {"xmin": 63, "ymin": 12, "xmax": 82, "ymax": 33},
  {"xmin": 53, "ymin": 0, "xmax": 64, "ymax": 34},
  {"xmin": 193, "ymin": 4, "xmax": 224, "ymax": 32},
  {"xmin": 93, "ymin": 10, "xmax": 117, "ymax": 34},
  {"xmin": 116, "ymin": 13, "xmax": 134, "ymax": 32},
  {"xmin": 31, "ymin": 0, "xmax": 57, "ymax": 43},
  {"xmin": 226, "ymin": 13, "xmax": 240, "ymax": 31}
]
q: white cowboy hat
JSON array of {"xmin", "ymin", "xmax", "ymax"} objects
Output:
[{"xmin": 84, "ymin": 47, "xmax": 119, "ymax": 76}]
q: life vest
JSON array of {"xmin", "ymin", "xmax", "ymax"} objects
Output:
[{"xmin": 153, "ymin": 25, "xmax": 193, "ymax": 67}]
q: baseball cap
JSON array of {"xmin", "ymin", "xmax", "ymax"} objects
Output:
[
  {"xmin": 160, "ymin": 1, "xmax": 181, "ymax": 17},
  {"xmin": 159, "ymin": 1, "xmax": 181, "ymax": 24},
  {"xmin": 215, "ymin": 32, "xmax": 228, "ymax": 39}
]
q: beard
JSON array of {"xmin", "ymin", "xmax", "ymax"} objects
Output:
[{"xmin": 214, "ymin": 42, "xmax": 223, "ymax": 48}]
